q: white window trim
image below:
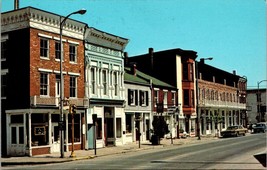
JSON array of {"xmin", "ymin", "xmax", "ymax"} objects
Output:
[
  {"xmin": 68, "ymin": 72, "xmax": 80, "ymax": 76},
  {"xmin": 40, "ymin": 73, "xmax": 50, "ymax": 97},
  {"xmin": 69, "ymin": 76, "xmax": 77, "ymax": 98},
  {"xmin": 53, "ymin": 70, "xmax": 67, "ymax": 74},
  {"xmin": 68, "ymin": 40, "xmax": 79, "ymax": 45},
  {"xmin": 38, "ymin": 33, "xmax": 52, "ymax": 39},
  {"xmin": 38, "ymin": 68, "xmax": 53, "ymax": 73},
  {"xmin": 53, "ymin": 37, "xmax": 67, "ymax": 42}
]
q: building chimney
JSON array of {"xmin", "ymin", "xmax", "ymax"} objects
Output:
[
  {"xmin": 14, "ymin": 0, "xmax": 19, "ymax": 10},
  {"xmin": 131, "ymin": 64, "xmax": 137, "ymax": 76},
  {"xmin": 233, "ymin": 70, "xmax": 236, "ymax": 75},
  {"xmin": 149, "ymin": 48, "xmax": 154, "ymax": 74},
  {"xmin": 124, "ymin": 52, "xmax": 128, "ymax": 67}
]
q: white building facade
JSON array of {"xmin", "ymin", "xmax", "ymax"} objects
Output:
[{"xmin": 84, "ymin": 28, "xmax": 128, "ymax": 149}]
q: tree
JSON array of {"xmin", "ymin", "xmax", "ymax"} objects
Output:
[{"xmin": 152, "ymin": 116, "xmax": 169, "ymax": 138}]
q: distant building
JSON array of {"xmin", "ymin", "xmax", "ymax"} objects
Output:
[
  {"xmin": 197, "ymin": 60, "xmax": 247, "ymax": 136},
  {"xmin": 246, "ymin": 88, "xmax": 267, "ymax": 124},
  {"xmin": 124, "ymin": 62, "xmax": 179, "ymax": 139},
  {"xmin": 129, "ymin": 48, "xmax": 197, "ymax": 135}
]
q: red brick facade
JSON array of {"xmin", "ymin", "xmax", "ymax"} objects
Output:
[{"xmin": 29, "ymin": 28, "xmax": 85, "ymax": 98}]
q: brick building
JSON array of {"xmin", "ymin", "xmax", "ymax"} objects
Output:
[
  {"xmin": 1, "ymin": 7, "xmax": 87, "ymax": 156},
  {"xmin": 128, "ymin": 48, "xmax": 197, "ymax": 134},
  {"xmin": 197, "ymin": 60, "xmax": 247, "ymax": 136}
]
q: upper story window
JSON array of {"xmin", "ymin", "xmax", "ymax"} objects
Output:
[
  {"xmin": 40, "ymin": 72, "xmax": 49, "ymax": 96},
  {"xmin": 139, "ymin": 90, "xmax": 148, "ymax": 106},
  {"xmin": 128, "ymin": 89, "xmax": 137, "ymax": 106},
  {"xmin": 183, "ymin": 89, "xmax": 189, "ymax": 106},
  {"xmin": 163, "ymin": 91, "xmax": 168, "ymax": 108},
  {"xmin": 70, "ymin": 76, "xmax": 77, "ymax": 98},
  {"xmin": 1, "ymin": 41, "xmax": 7, "ymax": 61},
  {"xmin": 69, "ymin": 44, "xmax": 77, "ymax": 63},
  {"xmin": 182, "ymin": 63, "xmax": 189, "ymax": 80},
  {"xmin": 91, "ymin": 68, "xmax": 96, "ymax": 94},
  {"xmin": 55, "ymin": 41, "xmax": 61, "ymax": 60},
  {"xmin": 1, "ymin": 74, "xmax": 7, "ymax": 99},
  {"xmin": 154, "ymin": 90, "xmax": 159, "ymax": 107},
  {"xmin": 171, "ymin": 92, "xmax": 176, "ymax": 106},
  {"xmin": 102, "ymin": 70, "xmax": 107, "ymax": 95},
  {"xmin": 113, "ymin": 72, "xmax": 118, "ymax": 96},
  {"xmin": 189, "ymin": 63, "xmax": 194, "ymax": 81},
  {"xmin": 40, "ymin": 38, "xmax": 49, "ymax": 58}
]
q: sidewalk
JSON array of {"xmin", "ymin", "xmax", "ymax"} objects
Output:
[{"xmin": 1, "ymin": 136, "xmax": 218, "ymax": 167}]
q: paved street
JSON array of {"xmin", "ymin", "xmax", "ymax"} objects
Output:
[{"xmin": 2, "ymin": 133, "xmax": 266, "ymax": 169}]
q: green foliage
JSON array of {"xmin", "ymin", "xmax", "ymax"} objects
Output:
[{"xmin": 152, "ymin": 116, "xmax": 169, "ymax": 138}]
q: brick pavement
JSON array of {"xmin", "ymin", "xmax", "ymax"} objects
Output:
[{"xmin": 1, "ymin": 136, "xmax": 218, "ymax": 167}]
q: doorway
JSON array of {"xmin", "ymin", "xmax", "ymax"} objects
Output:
[
  {"xmin": 51, "ymin": 123, "xmax": 60, "ymax": 153},
  {"xmin": 10, "ymin": 125, "xmax": 25, "ymax": 156}
]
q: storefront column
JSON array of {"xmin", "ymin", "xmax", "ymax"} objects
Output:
[{"xmin": 28, "ymin": 113, "xmax": 32, "ymax": 156}]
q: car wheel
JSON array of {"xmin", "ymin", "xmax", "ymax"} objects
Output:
[
  {"xmin": 243, "ymin": 133, "xmax": 245, "ymax": 136},
  {"xmin": 235, "ymin": 132, "xmax": 238, "ymax": 137}
]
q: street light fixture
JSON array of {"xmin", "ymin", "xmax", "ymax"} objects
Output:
[
  {"xmin": 59, "ymin": 9, "xmax": 86, "ymax": 158},
  {"xmin": 257, "ymin": 80, "xmax": 267, "ymax": 122},
  {"xmin": 196, "ymin": 57, "xmax": 213, "ymax": 140}
]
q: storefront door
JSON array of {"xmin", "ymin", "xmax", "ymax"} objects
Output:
[
  {"xmin": 51, "ymin": 123, "xmax": 60, "ymax": 153},
  {"xmin": 10, "ymin": 125, "xmax": 25, "ymax": 156}
]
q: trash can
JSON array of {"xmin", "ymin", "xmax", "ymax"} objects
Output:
[{"xmin": 151, "ymin": 135, "xmax": 160, "ymax": 145}]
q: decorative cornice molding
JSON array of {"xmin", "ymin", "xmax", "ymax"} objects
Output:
[{"xmin": 1, "ymin": 7, "xmax": 86, "ymax": 40}]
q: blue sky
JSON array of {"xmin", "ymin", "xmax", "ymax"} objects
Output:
[{"xmin": 2, "ymin": 0, "xmax": 266, "ymax": 88}]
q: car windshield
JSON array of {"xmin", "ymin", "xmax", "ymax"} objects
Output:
[
  {"xmin": 255, "ymin": 124, "xmax": 265, "ymax": 127},
  {"xmin": 226, "ymin": 126, "xmax": 238, "ymax": 130}
]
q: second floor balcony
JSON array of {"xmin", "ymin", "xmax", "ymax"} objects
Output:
[
  {"xmin": 199, "ymin": 99, "xmax": 246, "ymax": 109},
  {"xmin": 30, "ymin": 95, "xmax": 89, "ymax": 108}
]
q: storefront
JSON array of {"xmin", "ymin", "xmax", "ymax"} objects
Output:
[{"xmin": 6, "ymin": 109, "xmax": 85, "ymax": 156}]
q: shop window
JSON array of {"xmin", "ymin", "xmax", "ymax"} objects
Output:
[
  {"xmin": 68, "ymin": 114, "xmax": 81, "ymax": 143},
  {"xmin": 31, "ymin": 114, "xmax": 49, "ymax": 146},
  {"xmin": 96, "ymin": 118, "xmax": 102, "ymax": 139},
  {"xmin": 116, "ymin": 118, "xmax": 122, "ymax": 138},
  {"xmin": 19, "ymin": 127, "xmax": 24, "ymax": 144},
  {"xmin": 126, "ymin": 114, "xmax": 132, "ymax": 133},
  {"xmin": 11, "ymin": 127, "xmax": 16, "ymax": 144}
]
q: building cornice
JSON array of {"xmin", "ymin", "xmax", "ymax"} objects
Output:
[
  {"xmin": 1, "ymin": 7, "xmax": 86, "ymax": 40},
  {"xmin": 85, "ymin": 27, "xmax": 129, "ymax": 51}
]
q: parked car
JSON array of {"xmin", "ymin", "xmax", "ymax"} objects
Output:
[
  {"xmin": 221, "ymin": 125, "xmax": 247, "ymax": 137},
  {"xmin": 252, "ymin": 123, "xmax": 267, "ymax": 133}
]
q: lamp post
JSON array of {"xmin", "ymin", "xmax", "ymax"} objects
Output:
[
  {"xmin": 257, "ymin": 80, "xmax": 267, "ymax": 122},
  {"xmin": 59, "ymin": 9, "xmax": 86, "ymax": 158},
  {"xmin": 196, "ymin": 57, "xmax": 213, "ymax": 140}
]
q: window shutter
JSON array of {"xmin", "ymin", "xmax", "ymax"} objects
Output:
[
  {"xmin": 146, "ymin": 91, "xmax": 149, "ymax": 106},
  {"xmin": 139, "ymin": 91, "xmax": 142, "ymax": 106},
  {"xmin": 135, "ymin": 90, "xmax": 138, "ymax": 105},
  {"xmin": 128, "ymin": 89, "xmax": 131, "ymax": 105}
]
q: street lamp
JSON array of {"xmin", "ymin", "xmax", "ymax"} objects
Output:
[
  {"xmin": 59, "ymin": 9, "xmax": 86, "ymax": 158},
  {"xmin": 196, "ymin": 57, "xmax": 213, "ymax": 140},
  {"xmin": 257, "ymin": 80, "xmax": 267, "ymax": 122}
]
